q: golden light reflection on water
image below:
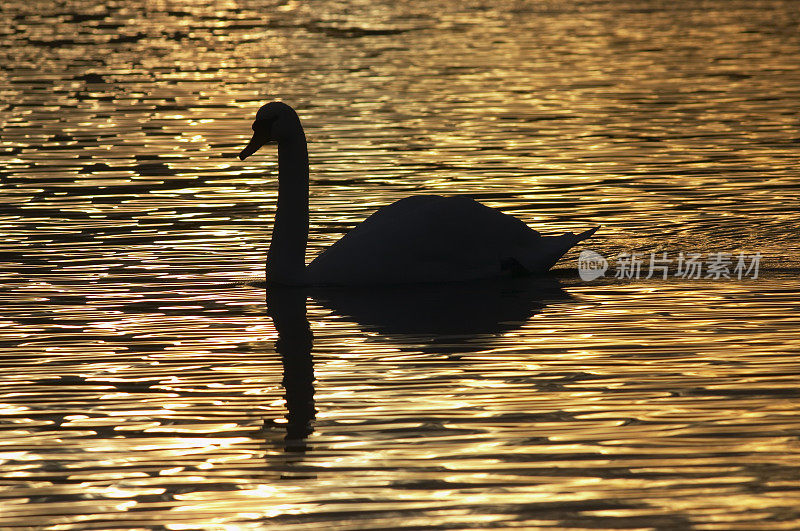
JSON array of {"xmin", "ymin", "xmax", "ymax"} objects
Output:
[{"xmin": 2, "ymin": 0, "xmax": 800, "ymax": 528}]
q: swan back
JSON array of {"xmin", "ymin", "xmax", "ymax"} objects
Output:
[{"xmin": 307, "ymin": 195, "xmax": 594, "ymax": 285}]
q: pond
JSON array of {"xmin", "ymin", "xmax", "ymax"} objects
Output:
[{"xmin": 2, "ymin": 0, "xmax": 800, "ymax": 528}]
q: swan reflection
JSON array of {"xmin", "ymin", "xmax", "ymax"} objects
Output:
[
  {"xmin": 264, "ymin": 287, "xmax": 315, "ymax": 452},
  {"xmin": 313, "ymin": 276, "xmax": 569, "ymax": 338},
  {"xmin": 264, "ymin": 277, "xmax": 571, "ymax": 451}
]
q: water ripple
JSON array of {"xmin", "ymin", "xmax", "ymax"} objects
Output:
[{"xmin": 2, "ymin": 0, "xmax": 800, "ymax": 528}]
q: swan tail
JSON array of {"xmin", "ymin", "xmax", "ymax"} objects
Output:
[
  {"xmin": 574, "ymin": 225, "xmax": 600, "ymax": 242},
  {"xmin": 514, "ymin": 226, "xmax": 600, "ymax": 273}
]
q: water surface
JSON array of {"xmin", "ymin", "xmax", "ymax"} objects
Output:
[{"xmin": 2, "ymin": 0, "xmax": 800, "ymax": 528}]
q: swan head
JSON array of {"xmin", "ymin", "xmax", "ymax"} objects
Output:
[{"xmin": 239, "ymin": 101, "xmax": 303, "ymax": 160}]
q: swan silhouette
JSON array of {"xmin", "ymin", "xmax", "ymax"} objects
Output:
[{"xmin": 239, "ymin": 101, "xmax": 598, "ymax": 285}]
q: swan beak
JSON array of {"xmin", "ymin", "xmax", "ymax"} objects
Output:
[{"xmin": 239, "ymin": 132, "xmax": 270, "ymax": 160}]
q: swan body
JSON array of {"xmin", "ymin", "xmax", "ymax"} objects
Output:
[{"xmin": 239, "ymin": 102, "xmax": 598, "ymax": 286}]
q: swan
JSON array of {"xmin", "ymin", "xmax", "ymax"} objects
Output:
[{"xmin": 239, "ymin": 101, "xmax": 598, "ymax": 285}]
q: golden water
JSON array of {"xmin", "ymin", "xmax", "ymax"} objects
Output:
[{"xmin": 2, "ymin": 0, "xmax": 800, "ymax": 528}]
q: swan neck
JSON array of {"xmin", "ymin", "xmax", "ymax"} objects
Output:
[{"xmin": 268, "ymin": 135, "xmax": 309, "ymax": 285}]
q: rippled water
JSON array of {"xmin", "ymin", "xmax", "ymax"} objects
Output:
[{"xmin": 2, "ymin": 0, "xmax": 800, "ymax": 528}]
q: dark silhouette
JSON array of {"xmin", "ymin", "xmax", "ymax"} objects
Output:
[
  {"xmin": 239, "ymin": 101, "xmax": 598, "ymax": 285},
  {"xmin": 265, "ymin": 287, "xmax": 315, "ymax": 452}
]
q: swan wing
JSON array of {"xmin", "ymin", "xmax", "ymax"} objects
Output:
[{"xmin": 309, "ymin": 195, "xmax": 588, "ymax": 284}]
